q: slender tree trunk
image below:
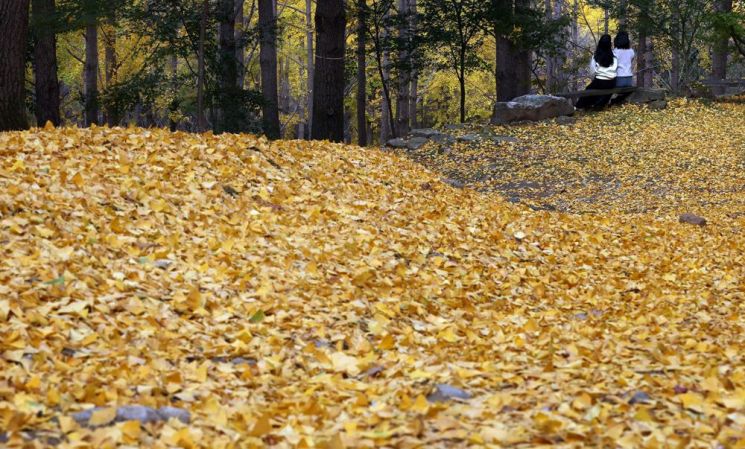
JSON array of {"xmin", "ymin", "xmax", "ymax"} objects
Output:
[
  {"xmin": 32, "ymin": 0, "xmax": 61, "ymax": 127},
  {"xmin": 379, "ymin": 9, "xmax": 395, "ymax": 141},
  {"xmin": 671, "ymin": 46, "xmax": 680, "ymax": 93},
  {"xmin": 356, "ymin": 0, "xmax": 368, "ymax": 146},
  {"xmin": 603, "ymin": 6, "xmax": 609, "ymax": 34},
  {"xmin": 305, "ymin": 0, "xmax": 314, "ymax": 138},
  {"xmin": 644, "ymin": 38, "xmax": 654, "ymax": 88},
  {"xmin": 395, "ymin": 0, "xmax": 411, "ymax": 136},
  {"xmin": 458, "ymin": 63, "xmax": 466, "ymax": 123},
  {"xmin": 84, "ymin": 23, "xmax": 99, "ymax": 127},
  {"xmin": 258, "ymin": 0, "xmax": 280, "ymax": 139},
  {"xmin": 311, "ymin": 0, "xmax": 346, "ymax": 142},
  {"xmin": 196, "ymin": 0, "xmax": 208, "ymax": 132},
  {"xmin": 169, "ymin": 54, "xmax": 179, "ymax": 131},
  {"xmin": 408, "ymin": 0, "xmax": 418, "ymax": 128},
  {"xmin": 103, "ymin": 19, "xmax": 118, "ymax": 126},
  {"xmin": 236, "ymin": 0, "xmax": 246, "ymax": 89},
  {"xmin": 711, "ymin": 0, "xmax": 732, "ymax": 94},
  {"xmin": 571, "ymin": 0, "xmax": 579, "ymax": 90}
]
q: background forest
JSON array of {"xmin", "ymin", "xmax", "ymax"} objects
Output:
[{"xmin": 3, "ymin": 0, "xmax": 745, "ymax": 144}]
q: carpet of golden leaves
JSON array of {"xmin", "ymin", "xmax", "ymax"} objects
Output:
[
  {"xmin": 1, "ymin": 100, "xmax": 744, "ymax": 449},
  {"xmin": 407, "ymin": 98, "xmax": 745, "ymax": 218}
]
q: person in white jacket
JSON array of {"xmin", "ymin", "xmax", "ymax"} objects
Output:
[
  {"xmin": 611, "ymin": 31, "xmax": 635, "ymax": 105},
  {"xmin": 577, "ymin": 35, "xmax": 618, "ymax": 110}
]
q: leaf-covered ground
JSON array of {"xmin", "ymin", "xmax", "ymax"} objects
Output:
[
  {"xmin": 1, "ymin": 101, "xmax": 744, "ymax": 449},
  {"xmin": 403, "ymin": 98, "xmax": 745, "ymax": 219}
]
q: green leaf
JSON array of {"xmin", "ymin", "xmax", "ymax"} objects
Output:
[
  {"xmin": 44, "ymin": 276, "xmax": 65, "ymax": 286},
  {"xmin": 249, "ymin": 310, "xmax": 265, "ymax": 323}
]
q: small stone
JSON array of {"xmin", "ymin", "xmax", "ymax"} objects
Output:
[
  {"xmin": 230, "ymin": 357, "xmax": 257, "ymax": 366},
  {"xmin": 420, "ymin": 182, "xmax": 433, "ymax": 191},
  {"xmin": 427, "ymin": 384, "xmax": 472, "ymax": 403},
  {"xmin": 456, "ymin": 134, "xmax": 479, "ymax": 143},
  {"xmin": 437, "ymin": 146, "xmax": 452, "ymax": 155},
  {"xmin": 157, "ymin": 406, "xmax": 191, "ymax": 424},
  {"xmin": 431, "ymin": 134, "xmax": 455, "ymax": 144},
  {"xmin": 555, "ymin": 115, "xmax": 577, "ymax": 125},
  {"xmin": 406, "ymin": 137, "xmax": 429, "ymax": 150},
  {"xmin": 153, "ymin": 259, "xmax": 173, "ymax": 269},
  {"xmin": 648, "ymin": 100, "xmax": 668, "ymax": 110},
  {"xmin": 574, "ymin": 312, "xmax": 588, "ymax": 320},
  {"xmin": 441, "ymin": 178, "xmax": 465, "ymax": 189},
  {"xmin": 363, "ymin": 365, "xmax": 384, "ymax": 378},
  {"xmin": 674, "ymin": 385, "xmax": 688, "ymax": 394},
  {"xmin": 386, "ymin": 138, "xmax": 407, "ymax": 149},
  {"xmin": 628, "ymin": 391, "xmax": 652, "ymax": 404},
  {"xmin": 72, "ymin": 405, "xmax": 191, "ymax": 427},
  {"xmin": 679, "ymin": 213, "xmax": 707, "ymax": 226},
  {"xmin": 507, "ymin": 196, "xmax": 520, "ymax": 204},
  {"xmin": 410, "ymin": 128, "xmax": 441, "ymax": 138}
]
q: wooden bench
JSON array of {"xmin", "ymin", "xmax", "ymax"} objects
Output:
[{"xmin": 555, "ymin": 87, "xmax": 638, "ymax": 105}]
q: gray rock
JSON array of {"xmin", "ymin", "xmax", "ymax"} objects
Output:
[
  {"xmin": 628, "ymin": 391, "xmax": 652, "ymax": 405},
  {"xmin": 72, "ymin": 405, "xmax": 190, "ymax": 427},
  {"xmin": 456, "ymin": 134, "xmax": 479, "ymax": 143},
  {"xmin": 406, "ymin": 137, "xmax": 429, "ymax": 150},
  {"xmin": 386, "ymin": 138, "xmax": 407, "ymax": 149},
  {"xmin": 679, "ymin": 213, "xmax": 707, "ymax": 226},
  {"xmin": 627, "ymin": 88, "xmax": 666, "ymax": 104},
  {"xmin": 491, "ymin": 95, "xmax": 575, "ymax": 125},
  {"xmin": 648, "ymin": 100, "xmax": 668, "ymax": 110},
  {"xmin": 427, "ymin": 384, "xmax": 472, "ymax": 403},
  {"xmin": 410, "ymin": 128, "xmax": 441, "ymax": 138},
  {"xmin": 431, "ymin": 133, "xmax": 455, "ymax": 144},
  {"xmin": 441, "ymin": 178, "xmax": 465, "ymax": 189},
  {"xmin": 437, "ymin": 146, "xmax": 452, "ymax": 155},
  {"xmin": 490, "ymin": 135, "xmax": 519, "ymax": 143},
  {"xmin": 555, "ymin": 116, "xmax": 577, "ymax": 125}
]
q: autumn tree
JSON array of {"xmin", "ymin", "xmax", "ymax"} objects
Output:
[
  {"xmin": 357, "ymin": 0, "xmax": 368, "ymax": 146},
  {"xmin": 0, "ymin": 0, "xmax": 31, "ymax": 131},
  {"xmin": 32, "ymin": 0, "xmax": 62, "ymax": 127},
  {"xmin": 258, "ymin": 0, "xmax": 280, "ymax": 139},
  {"xmin": 311, "ymin": 0, "xmax": 346, "ymax": 142}
]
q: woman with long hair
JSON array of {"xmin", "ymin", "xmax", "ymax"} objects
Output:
[{"xmin": 576, "ymin": 34, "xmax": 618, "ymax": 110}]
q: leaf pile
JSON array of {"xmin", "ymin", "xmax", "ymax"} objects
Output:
[
  {"xmin": 403, "ymin": 99, "xmax": 745, "ymax": 219},
  {"xmin": 1, "ymin": 117, "xmax": 744, "ymax": 448}
]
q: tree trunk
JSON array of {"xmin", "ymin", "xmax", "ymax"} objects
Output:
[
  {"xmin": 496, "ymin": 0, "xmax": 531, "ymax": 101},
  {"xmin": 218, "ymin": 0, "xmax": 241, "ymax": 132},
  {"xmin": 603, "ymin": 6, "xmax": 609, "ymax": 34},
  {"xmin": 395, "ymin": 0, "xmax": 410, "ymax": 136},
  {"xmin": 196, "ymin": 0, "xmax": 208, "ymax": 132},
  {"xmin": 637, "ymin": 28, "xmax": 646, "ymax": 86},
  {"xmin": 305, "ymin": 0, "xmax": 314, "ymax": 138},
  {"xmin": 644, "ymin": 37, "xmax": 654, "ymax": 88},
  {"xmin": 408, "ymin": 0, "xmax": 418, "ymax": 128},
  {"xmin": 235, "ymin": 0, "xmax": 245, "ymax": 89},
  {"xmin": 258, "ymin": 0, "xmax": 280, "ymax": 139},
  {"xmin": 104, "ymin": 18, "xmax": 118, "ymax": 126},
  {"xmin": 379, "ymin": 8, "xmax": 395, "ymax": 141},
  {"xmin": 32, "ymin": 0, "xmax": 61, "ymax": 127},
  {"xmin": 671, "ymin": 46, "xmax": 680, "ymax": 93},
  {"xmin": 356, "ymin": 0, "xmax": 367, "ymax": 146},
  {"xmin": 545, "ymin": 0, "xmax": 555, "ymax": 92},
  {"xmin": 311, "ymin": 0, "xmax": 346, "ymax": 142},
  {"xmin": 711, "ymin": 0, "xmax": 732, "ymax": 94},
  {"xmin": 458, "ymin": 65, "xmax": 466, "ymax": 123},
  {"xmin": 84, "ymin": 23, "xmax": 99, "ymax": 127},
  {"xmin": 169, "ymin": 54, "xmax": 179, "ymax": 131}
]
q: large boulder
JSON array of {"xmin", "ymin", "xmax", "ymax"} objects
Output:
[
  {"xmin": 491, "ymin": 95, "xmax": 575, "ymax": 125},
  {"xmin": 626, "ymin": 88, "xmax": 666, "ymax": 104}
]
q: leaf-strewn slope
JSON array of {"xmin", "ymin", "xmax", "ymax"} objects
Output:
[{"xmin": 1, "ymin": 118, "xmax": 744, "ymax": 448}]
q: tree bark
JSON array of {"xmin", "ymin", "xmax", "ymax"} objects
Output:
[
  {"xmin": 103, "ymin": 18, "xmax": 118, "ymax": 126},
  {"xmin": 495, "ymin": 0, "xmax": 531, "ymax": 101},
  {"xmin": 311, "ymin": 0, "xmax": 346, "ymax": 142},
  {"xmin": 305, "ymin": 0, "xmax": 314, "ymax": 138},
  {"xmin": 711, "ymin": 0, "xmax": 732, "ymax": 94},
  {"xmin": 356, "ymin": 0, "xmax": 368, "ymax": 146},
  {"xmin": 258, "ymin": 0, "xmax": 280, "ymax": 139},
  {"xmin": 196, "ymin": 0, "xmax": 208, "ymax": 132},
  {"xmin": 408, "ymin": 0, "xmax": 418, "ymax": 128},
  {"xmin": 32, "ymin": 0, "xmax": 61, "ymax": 127},
  {"xmin": 218, "ymin": 0, "xmax": 241, "ymax": 132},
  {"xmin": 395, "ymin": 0, "xmax": 411, "ymax": 136},
  {"xmin": 379, "ymin": 8, "xmax": 395, "ymax": 142},
  {"xmin": 84, "ymin": 23, "xmax": 99, "ymax": 126},
  {"xmin": 235, "ymin": 0, "xmax": 246, "ymax": 88}
]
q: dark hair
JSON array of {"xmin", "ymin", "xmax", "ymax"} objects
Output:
[
  {"xmin": 594, "ymin": 34, "xmax": 614, "ymax": 67},
  {"xmin": 614, "ymin": 31, "xmax": 631, "ymax": 49}
]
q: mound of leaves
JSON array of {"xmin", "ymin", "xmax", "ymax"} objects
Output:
[{"xmin": 0, "ymin": 121, "xmax": 744, "ymax": 448}]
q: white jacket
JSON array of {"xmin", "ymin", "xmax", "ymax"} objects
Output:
[
  {"xmin": 614, "ymin": 49, "xmax": 636, "ymax": 77},
  {"xmin": 590, "ymin": 56, "xmax": 618, "ymax": 80}
]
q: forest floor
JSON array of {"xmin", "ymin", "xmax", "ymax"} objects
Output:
[
  {"xmin": 400, "ymin": 97, "xmax": 745, "ymax": 220},
  {"xmin": 0, "ymin": 99, "xmax": 744, "ymax": 449}
]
